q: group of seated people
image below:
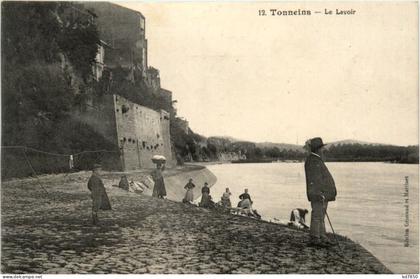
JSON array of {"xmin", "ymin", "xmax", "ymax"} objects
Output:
[
  {"xmin": 195, "ymin": 184, "xmax": 261, "ymax": 219},
  {"xmin": 120, "ymin": 175, "xmax": 309, "ymax": 227},
  {"xmin": 197, "ymin": 183, "xmax": 309, "ymax": 227}
]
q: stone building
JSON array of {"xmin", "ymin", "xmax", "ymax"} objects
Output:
[
  {"xmin": 145, "ymin": 67, "xmax": 160, "ymax": 90},
  {"xmin": 177, "ymin": 118, "xmax": 190, "ymax": 135},
  {"xmin": 92, "ymin": 40, "xmax": 108, "ymax": 80},
  {"xmin": 76, "ymin": 2, "xmax": 175, "ymax": 170},
  {"xmin": 83, "ymin": 2, "xmax": 173, "ymax": 103},
  {"xmin": 83, "ymin": 2, "xmax": 148, "ymax": 74},
  {"xmin": 73, "ymin": 94, "xmax": 174, "ymax": 170},
  {"xmin": 115, "ymin": 95, "xmax": 173, "ymax": 170}
]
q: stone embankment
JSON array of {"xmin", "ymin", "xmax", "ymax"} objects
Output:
[{"xmin": 1, "ymin": 167, "xmax": 390, "ymax": 274}]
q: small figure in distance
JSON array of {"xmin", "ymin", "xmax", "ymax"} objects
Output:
[
  {"xmin": 199, "ymin": 182, "xmax": 215, "ymax": 209},
  {"xmin": 151, "ymin": 162, "xmax": 166, "ymax": 199},
  {"xmin": 238, "ymin": 188, "xmax": 252, "ymax": 208},
  {"xmin": 183, "ymin": 178, "xmax": 196, "ymax": 204},
  {"xmin": 220, "ymin": 187, "xmax": 232, "ymax": 208},
  {"xmin": 236, "ymin": 196, "xmax": 261, "ymax": 219},
  {"xmin": 288, "ymin": 208, "xmax": 309, "ymax": 229},
  {"xmin": 118, "ymin": 175, "xmax": 129, "ymax": 191},
  {"xmin": 87, "ymin": 164, "xmax": 112, "ymax": 225}
]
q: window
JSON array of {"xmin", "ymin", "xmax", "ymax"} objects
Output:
[{"xmin": 140, "ymin": 18, "xmax": 145, "ymax": 30}]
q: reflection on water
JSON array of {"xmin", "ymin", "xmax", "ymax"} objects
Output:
[{"xmin": 207, "ymin": 162, "xmax": 419, "ymax": 274}]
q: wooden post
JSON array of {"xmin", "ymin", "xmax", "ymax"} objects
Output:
[{"xmin": 120, "ymin": 141, "xmax": 125, "ymax": 171}]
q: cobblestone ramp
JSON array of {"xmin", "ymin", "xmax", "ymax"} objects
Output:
[{"xmin": 1, "ymin": 171, "xmax": 391, "ymax": 274}]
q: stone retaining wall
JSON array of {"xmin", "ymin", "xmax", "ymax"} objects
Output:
[{"xmin": 163, "ymin": 167, "xmax": 217, "ymax": 202}]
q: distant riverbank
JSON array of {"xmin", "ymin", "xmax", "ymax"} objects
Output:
[{"xmin": 190, "ymin": 159, "xmax": 419, "ymax": 165}]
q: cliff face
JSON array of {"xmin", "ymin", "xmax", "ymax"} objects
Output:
[
  {"xmin": 2, "ymin": 2, "xmax": 181, "ymax": 177},
  {"xmin": 1, "ymin": 168, "xmax": 391, "ymax": 274}
]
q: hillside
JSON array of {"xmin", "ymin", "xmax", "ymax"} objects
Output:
[
  {"xmin": 256, "ymin": 142, "xmax": 304, "ymax": 151},
  {"xmin": 214, "ymin": 138, "xmax": 388, "ymax": 151},
  {"xmin": 326, "ymin": 139, "xmax": 385, "ymax": 148},
  {"xmin": 195, "ymin": 137, "xmax": 418, "ymax": 163}
]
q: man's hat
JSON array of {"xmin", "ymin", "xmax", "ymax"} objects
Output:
[{"xmin": 309, "ymin": 137, "xmax": 327, "ymax": 151}]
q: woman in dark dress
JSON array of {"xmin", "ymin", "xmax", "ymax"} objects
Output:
[
  {"xmin": 183, "ymin": 178, "xmax": 196, "ymax": 203},
  {"xmin": 151, "ymin": 163, "xmax": 166, "ymax": 199},
  {"xmin": 199, "ymin": 182, "xmax": 214, "ymax": 208}
]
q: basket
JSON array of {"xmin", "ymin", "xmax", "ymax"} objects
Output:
[{"xmin": 152, "ymin": 155, "xmax": 166, "ymax": 164}]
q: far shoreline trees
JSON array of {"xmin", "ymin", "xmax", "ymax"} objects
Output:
[{"xmin": 179, "ymin": 136, "xmax": 419, "ymax": 164}]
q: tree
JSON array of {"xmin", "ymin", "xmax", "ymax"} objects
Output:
[{"xmin": 2, "ymin": 2, "xmax": 102, "ymax": 152}]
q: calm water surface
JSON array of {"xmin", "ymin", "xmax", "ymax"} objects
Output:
[{"xmin": 206, "ymin": 162, "xmax": 419, "ymax": 274}]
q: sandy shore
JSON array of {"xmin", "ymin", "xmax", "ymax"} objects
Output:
[{"xmin": 1, "ymin": 168, "xmax": 390, "ymax": 274}]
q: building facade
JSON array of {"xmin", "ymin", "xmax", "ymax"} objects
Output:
[
  {"xmin": 75, "ymin": 2, "xmax": 176, "ymax": 170},
  {"xmin": 84, "ymin": 2, "xmax": 173, "ymax": 102},
  {"xmin": 83, "ymin": 2, "xmax": 148, "ymax": 74},
  {"xmin": 114, "ymin": 95, "xmax": 173, "ymax": 170},
  {"xmin": 73, "ymin": 94, "xmax": 174, "ymax": 170}
]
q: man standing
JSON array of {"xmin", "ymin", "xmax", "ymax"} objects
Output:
[
  {"xmin": 87, "ymin": 164, "xmax": 112, "ymax": 225},
  {"xmin": 304, "ymin": 137, "xmax": 337, "ymax": 247}
]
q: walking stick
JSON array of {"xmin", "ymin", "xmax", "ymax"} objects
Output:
[
  {"xmin": 325, "ymin": 210, "xmax": 343, "ymax": 252},
  {"xmin": 320, "ymin": 197, "xmax": 355, "ymax": 268},
  {"xmin": 322, "ymin": 196, "xmax": 343, "ymax": 254}
]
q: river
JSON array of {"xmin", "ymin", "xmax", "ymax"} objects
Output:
[{"xmin": 205, "ymin": 162, "xmax": 419, "ymax": 274}]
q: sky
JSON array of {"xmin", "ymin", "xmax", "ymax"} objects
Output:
[{"xmin": 119, "ymin": 1, "xmax": 418, "ymax": 146}]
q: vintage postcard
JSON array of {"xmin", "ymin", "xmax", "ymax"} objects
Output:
[{"xmin": 1, "ymin": 0, "xmax": 418, "ymax": 276}]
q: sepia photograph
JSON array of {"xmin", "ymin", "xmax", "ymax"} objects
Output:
[{"xmin": 1, "ymin": 0, "xmax": 419, "ymax": 276}]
